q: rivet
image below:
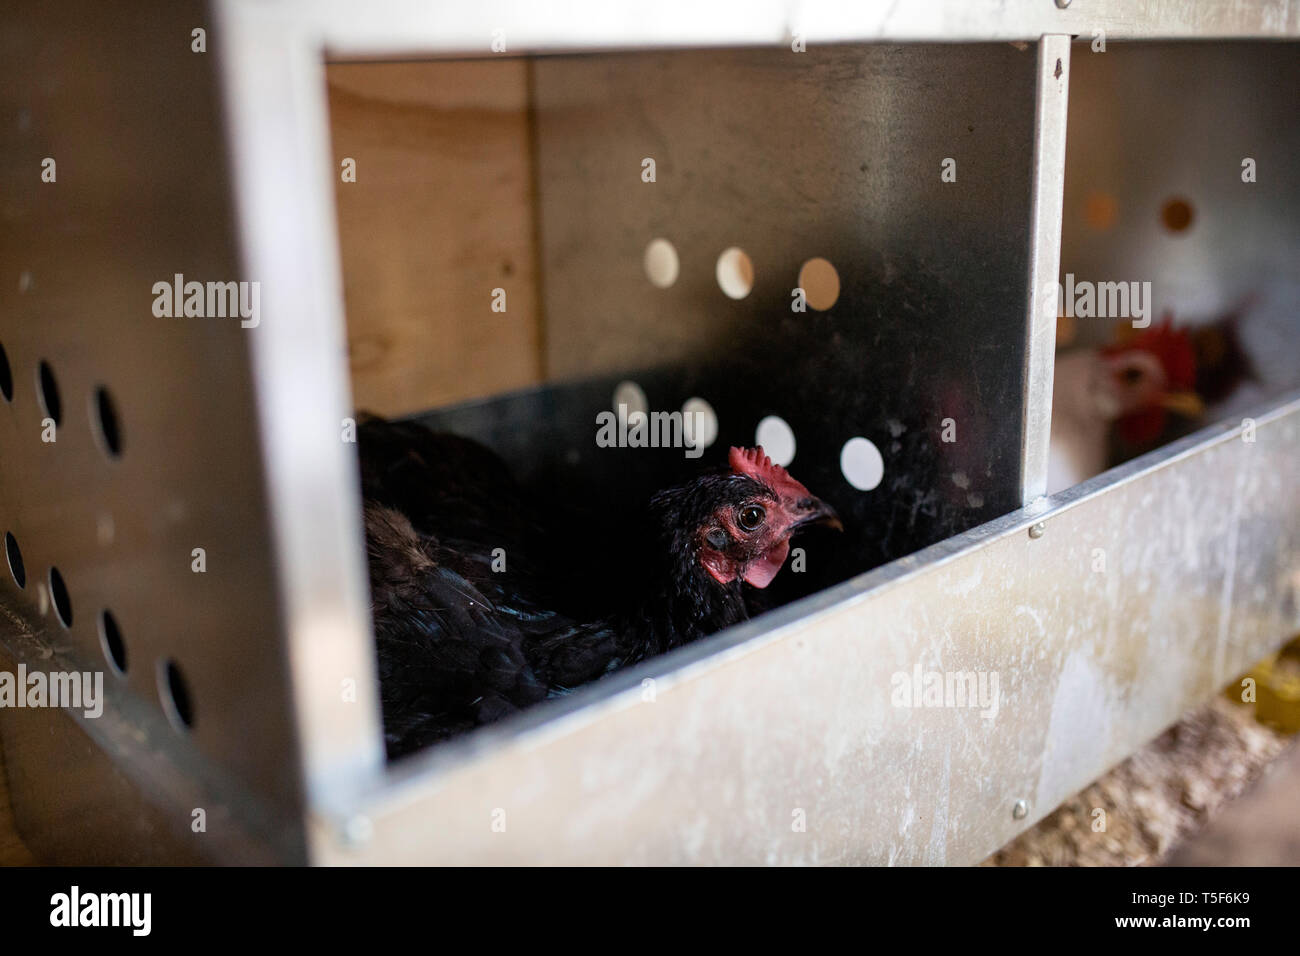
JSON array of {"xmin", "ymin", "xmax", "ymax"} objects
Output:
[
  {"xmin": 341, "ymin": 814, "xmax": 373, "ymax": 847},
  {"xmin": 1054, "ymin": 0, "xmax": 1071, "ymax": 9},
  {"xmin": 1028, "ymin": 522, "xmax": 1046, "ymax": 539},
  {"xmin": 1013, "ymin": 799, "xmax": 1029, "ymax": 819}
]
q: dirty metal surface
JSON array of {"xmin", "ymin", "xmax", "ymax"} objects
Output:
[
  {"xmin": 0, "ymin": 0, "xmax": 308, "ymax": 862},
  {"xmin": 316, "ymin": 395, "xmax": 1300, "ymax": 864}
]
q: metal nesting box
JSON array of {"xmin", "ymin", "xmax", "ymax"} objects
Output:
[{"xmin": 1, "ymin": 0, "xmax": 1298, "ymax": 864}]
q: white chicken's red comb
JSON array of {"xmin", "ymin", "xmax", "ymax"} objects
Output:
[{"xmin": 728, "ymin": 446, "xmax": 811, "ymax": 500}]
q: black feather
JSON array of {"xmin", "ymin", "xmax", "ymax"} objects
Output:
[{"xmin": 359, "ymin": 418, "xmax": 771, "ymax": 758}]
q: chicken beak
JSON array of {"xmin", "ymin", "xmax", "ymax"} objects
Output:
[
  {"xmin": 793, "ymin": 498, "xmax": 843, "ymax": 533},
  {"xmin": 1160, "ymin": 390, "xmax": 1205, "ymax": 418}
]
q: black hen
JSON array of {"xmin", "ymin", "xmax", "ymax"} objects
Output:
[{"xmin": 358, "ymin": 419, "xmax": 841, "ymax": 758}]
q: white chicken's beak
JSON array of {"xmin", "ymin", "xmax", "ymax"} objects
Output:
[{"xmin": 1159, "ymin": 390, "xmax": 1205, "ymax": 417}]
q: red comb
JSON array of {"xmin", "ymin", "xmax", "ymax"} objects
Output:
[{"xmin": 729, "ymin": 446, "xmax": 810, "ymax": 500}]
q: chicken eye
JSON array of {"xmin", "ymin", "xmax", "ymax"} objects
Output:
[{"xmin": 737, "ymin": 504, "xmax": 766, "ymax": 531}]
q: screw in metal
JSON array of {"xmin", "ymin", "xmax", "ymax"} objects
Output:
[
  {"xmin": 341, "ymin": 814, "xmax": 373, "ymax": 848},
  {"xmin": 1013, "ymin": 799, "xmax": 1029, "ymax": 819},
  {"xmin": 1055, "ymin": 0, "xmax": 1072, "ymax": 9},
  {"xmin": 1028, "ymin": 522, "xmax": 1046, "ymax": 539}
]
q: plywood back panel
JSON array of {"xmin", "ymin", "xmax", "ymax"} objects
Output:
[{"xmin": 327, "ymin": 59, "xmax": 542, "ymax": 416}]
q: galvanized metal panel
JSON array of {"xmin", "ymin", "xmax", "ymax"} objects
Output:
[
  {"xmin": 1020, "ymin": 37, "xmax": 1070, "ymax": 503},
  {"xmin": 4, "ymin": 2, "xmax": 1296, "ymax": 867},
  {"xmin": 0, "ymin": 0, "xmax": 307, "ymax": 860},
  {"xmin": 281, "ymin": 0, "xmax": 1300, "ymax": 59},
  {"xmin": 216, "ymin": 0, "xmax": 386, "ymax": 811},
  {"xmin": 317, "ymin": 395, "xmax": 1300, "ymax": 864},
  {"xmin": 1060, "ymin": 41, "xmax": 1300, "ymax": 415},
  {"xmin": 0, "ymin": 638, "xmax": 290, "ymax": 864},
  {"xmin": 529, "ymin": 43, "xmax": 1036, "ymax": 579}
]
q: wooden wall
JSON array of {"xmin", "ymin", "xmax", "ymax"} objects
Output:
[{"xmin": 327, "ymin": 60, "xmax": 543, "ymax": 417}]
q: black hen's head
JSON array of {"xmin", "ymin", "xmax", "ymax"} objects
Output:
[{"xmin": 650, "ymin": 446, "xmax": 841, "ymax": 592}]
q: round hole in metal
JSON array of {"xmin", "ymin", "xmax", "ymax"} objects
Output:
[
  {"xmin": 158, "ymin": 659, "xmax": 195, "ymax": 731},
  {"xmin": 36, "ymin": 359, "xmax": 61, "ymax": 425},
  {"xmin": 99, "ymin": 609, "xmax": 127, "ymax": 676},
  {"xmin": 797, "ymin": 257, "xmax": 841, "ymax": 311},
  {"xmin": 49, "ymin": 566, "xmax": 72, "ymax": 627},
  {"xmin": 681, "ymin": 396, "xmax": 718, "ymax": 450},
  {"xmin": 92, "ymin": 386, "xmax": 123, "ymax": 458},
  {"xmin": 4, "ymin": 532, "xmax": 25, "ymax": 589},
  {"xmin": 755, "ymin": 415, "xmax": 797, "ymax": 467},
  {"xmin": 0, "ymin": 342, "xmax": 13, "ymax": 402},
  {"xmin": 644, "ymin": 238, "xmax": 680, "ymax": 288},
  {"xmin": 1160, "ymin": 197, "xmax": 1194, "ymax": 233},
  {"xmin": 716, "ymin": 247, "xmax": 754, "ymax": 300},
  {"xmin": 841, "ymin": 436, "xmax": 885, "ymax": 491}
]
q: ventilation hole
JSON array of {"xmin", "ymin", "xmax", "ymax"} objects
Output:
[
  {"xmin": 755, "ymin": 415, "xmax": 797, "ymax": 467},
  {"xmin": 0, "ymin": 342, "xmax": 12, "ymax": 402},
  {"xmin": 797, "ymin": 257, "xmax": 841, "ymax": 311},
  {"xmin": 841, "ymin": 437, "xmax": 885, "ymax": 491},
  {"xmin": 612, "ymin": 380, "xmax": 648, "ymax": 424},
  {"xmin": 1160, "ymin": 197, "xmax": 1194, "ymax": 233},
  {"xmin": 4, "ymin": 532, "xmax": 25, "ymax": 589},
  {"xmin": 36, "ymin": 360, "xmax": 61, "ymax": 424},
  {"xmin": 158, "ymin": 659, "xmax": 194, "ymax": 730},
  {"xmin": 715, "ymin": 247, "xmax": 754, "ymax": 300},
  {"xmin": 92, "ymin": 386, "xmax": 122, "ymax": 458},
  {"xmin": 49, "ymin": 566, "xmax": 72, "ymax": 627},
  {"xmin": 643, "ymin": 238, "xmax": 680, "ymax": 289},
  {"xmin": 1084, "ymin": 190, "xmax": 1118, "ymax": 231},
  {"xmin": 681, "ymin": 396, "xmax": 718, "ymax": 450},
  {"xmin": 99, "ymin": 610, "xmax": 127, "ymax": 675}
]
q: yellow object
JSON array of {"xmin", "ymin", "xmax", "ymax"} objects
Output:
[
  {"xmin": 1160, "ymin": 390, "xmax": 1206, "ymax": 418},
  {"xmin": 1257, "ymin": 656, "xmax": 1300, "ymax": 734},
  {"xmin": 1226, "ymin": 635, "xmax": 1300, "ymax": 734}
]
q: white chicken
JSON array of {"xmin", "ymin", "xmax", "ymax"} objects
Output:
[{"xmin": 1048, "ymin": 319, "xmax": 1206, "ymax": 494}]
